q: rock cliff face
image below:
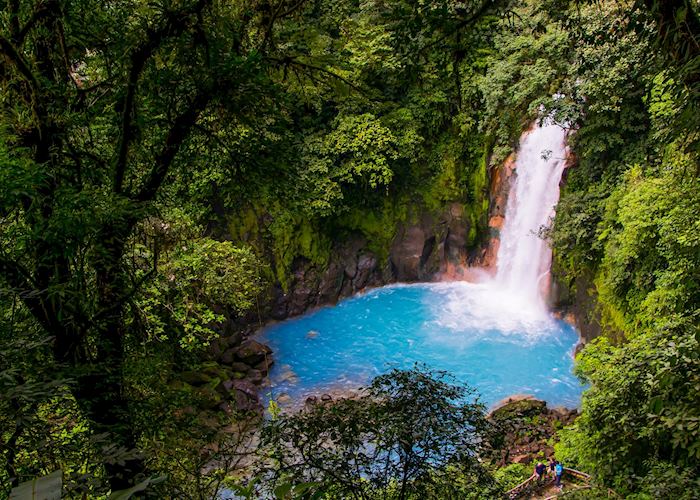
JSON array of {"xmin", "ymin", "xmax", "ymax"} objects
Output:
[
  {"xmin": 476, "ymin": 153, "xmax": 517, "ymax": 271},
  {"xmin": 267, "ymin": 201, "xmax": 475, "ymax": 320},
  {"xmin": 550, "ymin": 270, "xmax": 603, "ymax": 344},
  {"xmin": 548, "ymin": 154, "xmax": 604, "ymax": 345}
]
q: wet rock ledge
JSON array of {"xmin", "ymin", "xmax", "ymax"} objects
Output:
[
  {"xmin": 486, "ymin": 397, "xmax": 578, "ymax": 466},
  {"xmin": 176, "ymin": 338, "xmax": 273, "ymax": 415}
]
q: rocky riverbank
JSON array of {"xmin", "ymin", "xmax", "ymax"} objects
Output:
[
  {"xmin": 174, "ymin": 338, "xmax": 273, "ymax": 415},
  {"xmin": 486, "ymin": 397, "xmax": 578, "ymax": 466}
]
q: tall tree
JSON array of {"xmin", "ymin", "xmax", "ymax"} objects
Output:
[{"xmin": 0, "ymin": 0, "xmax": 290, "ymax": 487}]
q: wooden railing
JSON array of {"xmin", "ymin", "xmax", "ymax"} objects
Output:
[
  {"xmin": 506, "ymin": 467, "xmax": 591, "ymax": 499},
  {"xmin": 506, "ymin": 473, "xmax": 539, "ymax": 499},
  {"xmin": 562, "ymin": 468, "xmax": 590, "ymax": 482}
]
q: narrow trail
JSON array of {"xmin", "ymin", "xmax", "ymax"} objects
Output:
[
  {"xmin": 506, "ymin": 468, "xmax": 594, "ymax": 499},
  {"xmin": 507, "ymin": 467, "xmax": 622, "ymax": 499}
]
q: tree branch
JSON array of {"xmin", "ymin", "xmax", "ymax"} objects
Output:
[
  {"xmin": 89, "ymin": 268, "xmax": 156, "ymax": 325},
  {"xmin": 0, "ymin": 35, "xmax": 46, "ymax": 144},
  {"xmin": 0, "ymin": 36, "xmax": 41, "ymax": 98},
  {"xmin": 135, "ymin": 87, "xmax": 213, "ymax": 202},
  {"xmin": 15, "ymin": 3, "xmax": 57, "ymax": 47},
  {"xmin": 0, "ymin": 256, "xmax": 55, "ymax": 336},
  {"xmin": 417, "ymin": 0, "xmax": 500, "ymax": 55},
  {"xmin": 261, "ymin": 0, "xmax": 309, "ymax": 50},
  {"xmin": 267, "ymin": 56, "xmax": 364, "ymax": 93},
  {"xmin": 113, "ymin": 0, "xmax": 212, "ymax": 194},
  {"xmin": 8, "ymin": 0, "xmax": 20, "ymax": 41}
]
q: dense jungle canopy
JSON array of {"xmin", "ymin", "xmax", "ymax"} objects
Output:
[{"xmin": 1, "ymin": 0, "xmax": 699, "ymax": 498}]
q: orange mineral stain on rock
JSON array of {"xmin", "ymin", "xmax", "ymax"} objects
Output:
[{"xmin": 489, "ymin": 215, "xmax": 505, "ymax": 230}]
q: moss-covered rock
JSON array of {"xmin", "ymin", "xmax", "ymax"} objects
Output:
[
  {"xmin": 486, "ymin": 397, "xmax": 578, "ymax": 467},
  {"xmin": 179, "ymin": 371, "xmax": 212, "ymax": 387}
]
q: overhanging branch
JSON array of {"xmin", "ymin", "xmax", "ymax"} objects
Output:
[
  {"xmin": 113, "ymin": 0, "xmax": 212, "ymax": 194},
  {"xmin": 135, "ymin": 87, "xmax": 213, "ymax": 202}
]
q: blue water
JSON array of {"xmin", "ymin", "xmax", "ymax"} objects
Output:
[{"xmin": 258, "ymin": 282, "xmax": 583, "ymax": 408}]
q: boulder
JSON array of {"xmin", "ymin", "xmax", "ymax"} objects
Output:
[
  {"xmin": 232, "ymin": 379, "xmax": 258, "ymax": 397},
  {"xmin": 247, "ymin": 369, "xmax": 264, "ymax": 385},
  {"xmin": 196, "ymin": 386, "xmax": 223, "ymax": 409},
  {"xmin": 233, "ymin": 389, "xmax": 258, "ymax": 412},
  {"xmin": 229, "ymin": 362, "xmax": 252, "ymax": 373},
  {"xmin": 220, "ymin": 347, "xmax": 238, "ymax": 365},
  {"xmin": 390, "ymin": 224, "xmax": 428, "ymax": 281},
  {"xmin": 254, "ymin": 358, "xmax": 273, "ymax": 375},
  {"xmin": 353, "ymin": 253, "xmax": 377, "ymax": 289},
  {"xmin": 179, "ymin": 371, "xmax": 211, "ymax": 387},
  {"xmin": 200, "ymin": 363, "xmax": 230, "ymax": 380},
  {"xmin": 231, "ymin": 379, "xmax": 260, "ymax": 412},
  {"xmin": 316, "ymin": 262, "xmax": 343, "ymax": 304},
  {"xmin": 234, "ymin": 340, "xmax": 272, "ymax": 365},
  {"xmin": 221, "ymin": 379, "xmax": 236, "ymax": 393}
]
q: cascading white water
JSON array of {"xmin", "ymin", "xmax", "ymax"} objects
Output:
[
  {"xmin": 494, "ymin": 119, "xmax": 569, "ymax": 310},
  {"xmin": 257, "ymin": 119, "xmax": 583, "ymax": 416}
]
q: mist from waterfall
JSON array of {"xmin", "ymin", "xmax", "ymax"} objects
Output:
[
  {"xmin": 258, "ymin": 119, "xmax": 581, "ymax": 410},
  {"xmin": 493, "ymin": 119, "xmax": 569, "ymax": 311}
]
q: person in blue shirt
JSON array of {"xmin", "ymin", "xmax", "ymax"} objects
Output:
[{"xmin": 555, "ymin": 462, "xmax": 564, "ymax": 487}]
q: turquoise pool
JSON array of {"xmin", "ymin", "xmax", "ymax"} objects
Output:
[{"xmin": 258, "ymin": 282, "xmax": 583, "ymax": 408}]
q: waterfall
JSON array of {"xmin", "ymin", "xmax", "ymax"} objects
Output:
[{"xmin": 493, "ymin": 119, "xmax": 569, "ymax": 310}]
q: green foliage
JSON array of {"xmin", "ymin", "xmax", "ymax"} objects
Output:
[
  {"xmin": 556, "ymin": 321, "xmax": 700, "ymax": 493},
  {"xmin": 299, "ymin": 113, "xmax": 418, "ymax": 216},
  {"xmin": 135, "ymin": 226, "xmax": 266, "ymax": 350},
  {"xmin": 493, "ymin": 462, "xmax": 532, "ymax": 491},
  {"xmin": 595, "ymin": 165, "xmax": 700, "ymax": 331},
  {"xmin": 478, "ymin": 2, "xmax": 570, "ymax": 162},
  {"xmin": 259, "ymin": 366, "xmax": 501, "ymax": 499}
]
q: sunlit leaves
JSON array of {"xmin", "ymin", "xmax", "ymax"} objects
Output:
[{"xmin": 134, "ymin": 219, "xmax": 266, "ymax": 351}]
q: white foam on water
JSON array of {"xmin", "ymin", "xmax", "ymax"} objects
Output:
[
  {"xmin": 431, "ymin": 119, "xmax": 569, "ymax": 340},
  {"xmin": 424, "ymin": 281, "xmax": 557, "ymax": 349}
]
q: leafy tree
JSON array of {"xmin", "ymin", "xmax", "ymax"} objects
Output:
[
  {"xmin": 556, "ymin": 320, "xmax": 700, "ymax": 494},
  {"xmin": 132, "ymin": 212, "xmax": 266, "ymax": 351},
  {"xmin": 0, "ymin": 0, "xmax": 290, "ymax": 488},
  {"xmin": 259, "ymin": 366, "xmax": 501, "ymax": 499}
]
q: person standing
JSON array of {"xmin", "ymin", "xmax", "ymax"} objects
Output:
[
  {"xmin": 555, "ymin": 461, "xmax": 564, "ymax": 487},
  {"xmin": 535, "ymin": 462, "xmax": 547, "ymax": 482},
  {"xmin": 548, "ymin": 457, "xmax": 556, "ymax": 479}
]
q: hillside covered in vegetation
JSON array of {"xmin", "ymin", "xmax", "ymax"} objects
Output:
[{"xmin": 1, "ymin": 0, "xmax": 698, "ymax": 498}]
